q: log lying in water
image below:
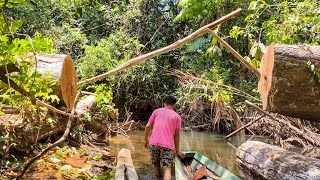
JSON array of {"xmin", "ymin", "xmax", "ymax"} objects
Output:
[
  {"xmin": 75, "ymin": 95, "xmax": 96, "ymax": 116},
  {"xmin": 236, "ymin": 141, "xmax": 320, "ymax": 180},
  {"xmin": 268, "ymin": 44, "xmax": 320, "ymax": 122},
  {"xmin": 115, "ymin": 148, "xmax": 138, "ymax": 180}
]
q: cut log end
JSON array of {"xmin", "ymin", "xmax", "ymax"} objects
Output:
[{"xmin": 262, "ymin": 44, "xmax": 320, "ymax": 122}]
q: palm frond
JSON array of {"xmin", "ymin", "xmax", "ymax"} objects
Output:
[{"xmin": 190, "ymin": 36, "xmax": 212, "ymax": 52}]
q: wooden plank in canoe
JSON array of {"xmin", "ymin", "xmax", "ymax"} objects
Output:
[
  {"xmin": 175, "ymin": 151, "xmax": 241, "ymax": 180},
  {"xmin": 115, "ymin": 148, "xmax": 138, "ymax": 180}
]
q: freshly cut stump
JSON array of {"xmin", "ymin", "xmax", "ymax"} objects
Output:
[{"xmin": 236, "ymin": 141, "xmax": 320, "ymax": 180}]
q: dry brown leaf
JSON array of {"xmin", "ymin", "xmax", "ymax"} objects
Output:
[
  {"xmin": 65, "ymin": 155, "xmax": 91, "ymax": 168},
  {"xmin": 61, "ymin": 56, "xmax": 78, "ymax": 110},
  {"xmin": 258, "ymin": 43, "xmax": 275, "ymax": 110}
]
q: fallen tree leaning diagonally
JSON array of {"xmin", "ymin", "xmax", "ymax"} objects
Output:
[{"xmin": 77, "ymin": 8, "xmax": 243, "ymax": 87}]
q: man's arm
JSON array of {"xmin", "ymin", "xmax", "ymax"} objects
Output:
[
  {"xmin": 174, "ymin": 130, "xmax": 186, "ymax": 158},
  {"xmin": 144, "ymin": 122, "xmax": 153, "ymax": 148},
  {"xmin": 174, "ymin": 130, "xmax": 180, "ymax": 153}
]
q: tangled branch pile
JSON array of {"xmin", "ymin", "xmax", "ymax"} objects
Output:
[
  {"xmin": 173, "ymin": 70, "xmax": 320, "ymax": 149},
  {"xmin": 172, "ymin": 70, "xmax": 258, "ymax": 133},
  {"xmin": 246, "ymin": 111, "xmax": 320, "ymax": 149}
]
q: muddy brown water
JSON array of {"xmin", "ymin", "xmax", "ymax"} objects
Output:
[{"xmin": 109, "ymin": 130, "xmax": 270, "ymax": 179}]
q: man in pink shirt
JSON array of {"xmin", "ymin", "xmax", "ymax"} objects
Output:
[{"xmin": 144, "ymin": 96, "xmax": 185, "ymax": 180}]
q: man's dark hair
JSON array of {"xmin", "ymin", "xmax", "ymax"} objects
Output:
[{"xmin": 163, "ymin": 96, "xmax": 177, "ymax": 106}]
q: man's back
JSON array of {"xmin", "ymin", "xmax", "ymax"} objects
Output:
[{"xmin": 149, "ymin": 107, "xmax": 181, "ymax": 150}]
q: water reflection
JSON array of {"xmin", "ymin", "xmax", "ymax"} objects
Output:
[{"xmin": 109, "ymin": 130, "xmax": 269, "ymax": 179}]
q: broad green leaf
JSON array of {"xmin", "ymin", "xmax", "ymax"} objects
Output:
[
  {"xmin": 0, "ymin": 136, "xmax": 5, "ymax": 143},
  {"xmin": 252, "ymin": 58, "xmax": 261, "ymax": 68},
  {"xmin": 258, "ymin": 43, "xmax": 266, "ymax": 53},
  {"xmin": 249, "ymin": 1, "xmax": 258, "ymax": 10},
  {"xmin": 9, "ymin": 0, "xmax": 25, "ymax": 3},
  {"xmin": 55, "ymin": 149, "xmax": 66, "ymax": 158},
  {"xmin": 250, "ymin": 45, "xmax": 257, "ymax": 57},
  {"xmin": 6, "ymin": 2, "xmax": 13, "ymax": 8}
]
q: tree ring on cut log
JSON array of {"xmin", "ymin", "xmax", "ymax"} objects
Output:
[{"xmin": 61, "ymin": 56, "xmax": 78, "ymax": 110}]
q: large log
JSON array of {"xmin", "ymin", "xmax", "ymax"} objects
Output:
[
  {"xmin": 268, "ymin": 44, "xmax": 320, "ymax": 121},
  {"xmin": 236, "ymin": 141, "xmax": 320, "ymax": 180},
  {"xmin": 21, "ymin": 53, "xmax": 74, "ymax": 101},
  {"xmin": 115, "ymin": 148, "xmax": 138, "ymax": 180}
]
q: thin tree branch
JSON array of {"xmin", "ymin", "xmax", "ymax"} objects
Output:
[
  {"xmin": 224, "ymin": 115, "xmax": 265, "ymax": 139},
  {"xmin": 206, "ymin": 29, "xmax": 260, "ymax": 77}
]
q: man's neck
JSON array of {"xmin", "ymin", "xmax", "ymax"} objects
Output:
[{"xmin": 164, "ymin": 105, "xmax": 173, "ymax": 109}]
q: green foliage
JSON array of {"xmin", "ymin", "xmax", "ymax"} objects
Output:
[
  {"xmin": 51, "ymin": 24, "xmax": 88, "ymax": 59},
  {"xmin": 190, "ymin": 36, "xmax": 212, "ymax": 52},
  {"xmin": 244, "ymin": 0, "xmax": 320, "ymax": 45},
  {"xmin": 87, "ymin": 84, "xmax": 114, "ymax": 115},
  {"xmin": 77, "ymin": 31, "xmax": 142, "ymax": 80},
  {"xmin": 5, "ymin": 0, "xmax": 319, "ymax": 125},
  {"xmin": 12, "ymin": 0, "xmax": 142, "ymax": 41},
  {"xmin": 307, "ymin": 61, "xmax": 320, "ymax": 84},
  {"xmin": 0, "ymin": 0, "xmax": 57, "ymax": 107},
  {"xmin": 92, "ymin": 171, "xmax": 114, "ymax": 180},
  {"xmin": 0, "ymin": 4, "xmax": 59, "ymax": 163},
  {"xmin": 175, "ymin": 0, "xmax": 223, "ymax": 23}
]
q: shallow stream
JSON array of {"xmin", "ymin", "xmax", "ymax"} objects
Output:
[{"xmin": 109, "ymin": 130, "xmax": 270, "ymax": 179}]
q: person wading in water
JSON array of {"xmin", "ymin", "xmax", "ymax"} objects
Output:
[{"xmin": 144, "ymin": 96, "xmax": 185, "ymax": 180}]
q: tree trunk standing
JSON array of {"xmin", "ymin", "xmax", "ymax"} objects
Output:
[
  {"xmin": 236, "ymin": 141, "xmax": 320, "ymax": 180},
  {"xmin": 269, "ymin": 44, "xmax": 320, "ymax": 122}
]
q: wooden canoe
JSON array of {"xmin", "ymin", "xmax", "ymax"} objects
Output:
[
  {"xmin": 175, "ymin": 151, "xmax": 241, "ymax": 180},
  {"xmin": 115, "ymin": 148, "xmax": 138, "ymax": 180}
]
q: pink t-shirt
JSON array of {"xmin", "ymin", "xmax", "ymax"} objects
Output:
[{"xmin": 148, "ymin": 107, "xmax": 181, "ymax": 150}]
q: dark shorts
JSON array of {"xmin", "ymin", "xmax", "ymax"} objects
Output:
[{"xmin": 149, "ymin": 145, "xmax": 174, "ymax": 168}]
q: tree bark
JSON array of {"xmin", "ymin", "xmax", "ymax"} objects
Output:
[
  {"xmin": 269, "ymin": 44, "xmax": 320, "ymax": 122},
  {"xmin": 236, "ymin": 141, "xmax": 320, "ymax": 180}
]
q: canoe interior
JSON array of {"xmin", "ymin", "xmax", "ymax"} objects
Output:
[{"xmin": 175, "ymin": 151, "xmax": 241, "ymax": 180}]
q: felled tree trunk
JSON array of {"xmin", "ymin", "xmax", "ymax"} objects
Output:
[
  {"xmin": 268, "ymin": 44, "xmax": 320, "ymax": 122},
  {"xmin": 27, "ymin": 54, "xmax": 71, "ymax": 100},
  {"xmin": 75, "ymin": 95, "xmax": 108, "ymax": 134},
  {"xmin": 236, "ymin": 141, "xmax": 320, "ymax": 180}
]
